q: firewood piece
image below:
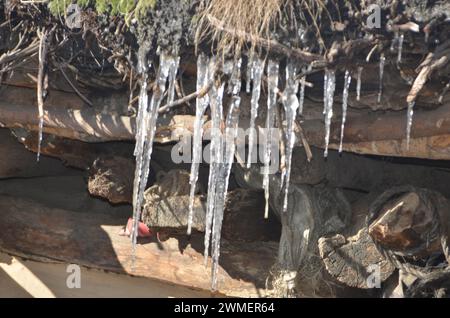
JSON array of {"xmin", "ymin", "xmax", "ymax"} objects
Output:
[
  {"xmin": 407, "ymin": 41, "xmax": 450, "ymax": 104},
  {"xmin": 369, "ymin": 192, "xmax": 438, "ymax": 254},
  {"xmin": 367, "ymin": 186, "xmax": 450, "ymax": 277},
  {"xmin": 88, "ymin": 156, "xmax": 135, "ymax": 204},
  {"xmin": 318, "ymin": 229, "xmax": 395, "ymax": 289}
]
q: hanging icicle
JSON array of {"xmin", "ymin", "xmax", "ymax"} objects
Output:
[
  {"xmin": 397, "ymin": 33, "xmax": 404, "ymax": 64},
  {"xmin": 339, "ymin": 70, "xmax": 352, "ymax": 153},
  {"xmin": 323, "ymin": 69, "xmax": 336, "ymax": 157},
  {"xmin": 356, "ymin": 66, "xmax": 363, "ymax": 102},
  {"xmin": 133, "ymin": 49, "xmax": 152, "ymax": 158},
  {"xmin": 263, "ymin": 60, "xmax": 279, "ymax": 219},
  {"xmin": 245, "ymin": 55, "xmax": 253, "ymax": 94},
  {"xmin": 298, "ymin": 75, "xmax": 306, "ymax": 115},
  {"xmin": 37, "ymin": 30, "xmax": 50, "ymax": 162},
  {"xmin": 210, "ymin": 59, "xmax": 242, "ymax": 290},
  {"xmin": 167, "ymin": 56, "xmax": 180, "ymax": 105},
  {"xmin": 390, "ymin": 32, "xmax": 399, "ymax": 52},
  {"xmin": 378, "ymin": 54, "xmax": 385, "ymax": 103},
  {"xmin": 246, "ymin": 57, "xmax": 264, "ymax": 168},
  {"xmin": 187, "ymin": 54, "xmax": 211, "ymax": 235},
  {"xmin": 281, "ymin": 62, "xmax": 300, "ymax": 212},
  {"xmin": 406, "ymin": 101, "xmax": 415, "ymax": 150},
  {"xmin": 203, "ymin": 73, "xmax": 225, "ymax": 266},
  {"xmin": 131, "ymin": 51, "xmax": 175, "ymax": 261}
]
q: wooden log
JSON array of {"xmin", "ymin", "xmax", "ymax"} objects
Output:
[
  {"xmin": 262, "ymin": 174, "xmax": 366, "ymax": 297},
  {"xmin": 1, "ymin": 85, "xmax": 450, "ymax": 145},
  {"xmin": 15, "ymin": 129, "xmax": 101, "ymax": 169},
  {"xmin": 0, "ymin": 194, "xmax": 277, "ymax": 297},
  {"xmin": 335, "ymin": 134, "xmax": 450, "ymax": 160},
  {"xmin": 301, "ymin": 103, "xmax": 450, "ymax": 145},
  {"xmin": 2, "ymin": 98, "xmax": 450, "ymax": 160},
  {"xmin": 318, "ymin": 193, "xmax": 396, "ymax": 289},
  {"xmin": 318, "ymin": 229, "xmax": 395, "ymax": 289},
  {"xmin": 235, "ymin": 147, "xmax": 450, "ymax": 200},
  {"xmin": 0, "ymin": 101, "xmax": 205, "ymax": 143},
  {"xmin": 367, "ymin": 186, "xmax": 450, "ymax": 260}
]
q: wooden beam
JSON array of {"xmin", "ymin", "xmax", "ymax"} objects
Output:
[{"xmin": 0, "ymin": 195, "xmax": 277, "ymax": 297}]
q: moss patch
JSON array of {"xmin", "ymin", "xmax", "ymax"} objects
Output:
[{"xmin": 48, "ymin": 0, "xmax": 157, "ymax": 17}]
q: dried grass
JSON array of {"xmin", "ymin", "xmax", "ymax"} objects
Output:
[{"xmin": 195, "ymin": 0, "xmax": 286, "ymax": 58}]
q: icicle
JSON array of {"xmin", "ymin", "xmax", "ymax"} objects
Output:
[
  {"xmin": 203, "ymin": 76, "xmax": 224, "ymax": 266},
  {"xmin": 339, "ymin": 70, "xmax": 352, "ymax": 153},
  {"xmin": 390, "ymin": 32, "xmax": 399, "ymax": 52},
  {"xmin": 280, "ymin": 63, "xmax": 296, "ymax": 188},
  {"xmin": 133, "ymin": 53, "xmax": 151, "ymax": 157},
  {"xmin": 131, "ymin": 52, "xmax": 172, "ymax": 261},
  {"xmin": 281, "ymin": 62, "xmax": 300, "ymax": 212},
  {"xmin": 246, "ymin": 57, "xmax": 264, "ymax": 168},
  {"xmin": 298, "ymin": 76, "xmax": 306, "ymax": 115},
  {"xmin": 323, "ymin": 69, "xmax": 336, "ymax": 157},
  {"xmin": 245, "ymin": 55, "xmax": 253, "ymax": 94},
  {"xmin": 397, "ymin": 33, "xmax": 404, "ymax": 64},
  {"xmin": 210, "ymin": 59, "xmax": 242, "ymax": 290},
  {"xmin": 224, "ymin": 60, "xmax": 234, "ymax": 95},
  {"xmin": 187, "ymin": 54, "xmax": 211, "ymax": 235},
  {"xmin": 323, "ymin": 69, "xmax": 329, "ymax": 115},
  {"xmin": 37, "ymin": 117, "xmax": 43, "ymax": 162},
  {"xmin": 356, "ymin": 66, "xmax": 362, "ymax": 102},
  {"xmin": 167, "ymin": 56, "xmax": 180, "ymax": 105},
  {"xmin": 378, "ymin": 54, "xmax": 385, "ymax": 103},
  {"xmin": 406, "ymin": 101, "xmax": 415, "ymax": 150},
  {"xmin": 36, "ymin": 31, "xmax": 48, "ymax": 162},
  {"xmin": 299, "ymin": 65, "xmax": 311, "ymax": 115},
  {"xmin": 263, "ymin": 60, "xmax": 279, "ymax": 219}
]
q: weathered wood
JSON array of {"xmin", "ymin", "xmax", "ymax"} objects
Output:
[
  {"xmin": 318, "ymin": 229, "xmax": 395, "ymax": 289},
  {"xmin": 0, "ymin": 195, "xmax": 277, "ymax": 297},
  {"xmin": 318, "ymin": 193, "xmax": 396, "ymax": 289},
  {"xmin": 335, "ymin": 134, "xmax": 450, "ymax": 160},
  {"xmin": 368, "ymin": 186, "xmax": 450, "ymax": 260},
  {"xmin": 0, "ymin": 101, "xmax": 206, "ymax": 143},
  {"xmin": 2, "ymin": 97, "xmax": 450, "ymax": 160},
  {"xmin": 301, "ymin": 103, "xmax": 450, "ymax": 146},
  {"xmin": 15, "ymin": 129, "xmax": 101, "ymax": 169}
]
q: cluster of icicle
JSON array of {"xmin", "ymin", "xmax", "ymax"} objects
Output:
[
  {"xmin": 130, "ymin": 52, "xmax": 354, "ymax": 289},
  {"xmin": 131, "ymin": 50, "xmax": 179, "ymax": 260},
  {"xmin": 130, "ymin": 49, "xmax": 416, "ymax": 290}
]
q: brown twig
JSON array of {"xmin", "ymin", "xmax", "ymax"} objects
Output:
[
  {"xmin": 158, "ymin": 81, "xmax": 213, "ymax": 113},
  {"xmin": 56, "ymin": 62, "xmax": 94, "ymax": 107},
  {"xmin": 407, "ymin": 41, "xmax": 450, "ymax": 103},
  {"xmin": 295, "ymin": 120, "xmax": 312, "ymax": 162}
]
